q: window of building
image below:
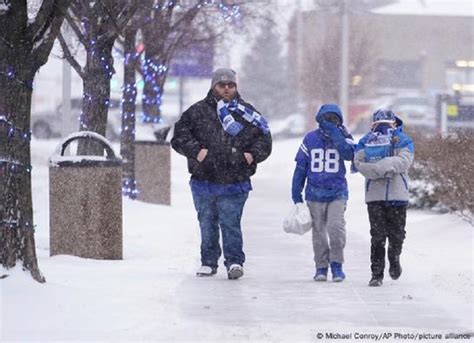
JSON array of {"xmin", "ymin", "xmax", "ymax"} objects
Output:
[{"xmin": 445, "ymin": 60, "xmax": 474, "ymax": 93}]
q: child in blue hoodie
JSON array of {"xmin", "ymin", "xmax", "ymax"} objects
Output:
[{"xmin": 291, "ymin": 104, "xmax": 355, "ymax": 282}]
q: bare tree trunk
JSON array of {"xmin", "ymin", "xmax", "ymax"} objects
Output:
[
  {"xmin": 0, "ymin": 0, "xmax": 71, "ymax": 282},
  {"xmin": 77, "ymin": 41, "xmax": 115, "ymax": 156},
  {"xmin": 0, "ymin": 54, "xmax": 44, "ymax": 282},
  {"xmin": 120, "ymin": 27, "xmax": 138, "ymax": 198}
]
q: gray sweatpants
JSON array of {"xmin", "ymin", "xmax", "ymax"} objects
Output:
[{"xmin": 307, "ymin": 200, "xmax": 347, "ymax": 268}]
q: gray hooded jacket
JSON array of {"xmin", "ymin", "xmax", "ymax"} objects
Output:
[{"xmin": 354, "ymin": 118, "xmax": 414, "ymax": 203}]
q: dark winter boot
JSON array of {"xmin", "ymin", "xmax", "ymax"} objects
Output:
[
  {"xmin": 389, "ymin": 255, "xmax": 402, "ymax": 280},
  {"xmin": 330, "ymin": 262, "xmax": 346, "ymax": 282},
  {"xmin": 368, "ymin": 276, "xmax": 383, "ymax": 287},
  {"xmin": 313, "ymin": 268, "xmax": 328, "ymax": 281}
]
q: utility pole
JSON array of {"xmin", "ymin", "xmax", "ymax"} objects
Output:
[
  {"xmin": 440, "ymin": 97, "xmax": 448, "ymax": 136},
  {"xmin": 339, "ymin": 0, "xmax": 349, "ymax": 124},
  {"xmin": 296, "ymin": 0, "xmax": 303, "ymax": 114}
]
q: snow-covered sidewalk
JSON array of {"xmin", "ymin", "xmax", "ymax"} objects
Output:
[{"xmin": 1, "ymin": 138, "xmax": 472, "ymax": 342}]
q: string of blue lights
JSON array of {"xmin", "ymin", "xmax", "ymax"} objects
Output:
[
  {"xmin": 118, "ymin": 0, "xmax": 242, "ymax": 198},
  {"xmin": 0, "ymin": 65, "xmax": 34, "ymax": 89},
  {"xmin": 0, "ymin": 116, "xmax": 32, "ymax": 174}
]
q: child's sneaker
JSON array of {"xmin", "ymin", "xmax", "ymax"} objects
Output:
[
  {"xmin": 313, "ymin": 268, "xmax": 328, "ymax": 281},
  {"xmin": 368, "ymin": 276, "xmax": 383, "ymax": 287},
  {"xmin": 330, "ymin": 261, "xmax": 346, "ymax": 282},
  {"xmin": 227, "ymin": 264, "xmax": 244, "ymax": 280},
  {"xmin": 196, "ymin": 265, "xmax": 217, "ymax": 277}
]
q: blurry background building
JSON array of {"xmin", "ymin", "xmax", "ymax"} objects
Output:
[{"xmin": 288, "ymin": 0, "xmax": 474, "ymax": 132}]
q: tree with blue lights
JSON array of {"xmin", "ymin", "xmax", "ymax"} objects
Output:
[
  {"xmin": 119, "ymin": 0, "xmax": 249, "ymax": 198},
  {"xmin": 119, "ymin": 0, "xmax": 215, "ymax": 198},
  {"xmin": 58, "ymin": 1, "xmax": 246, "ymax": 197},
  {"xmin": 0, "ymin": 0, "xmax": 71, "ymax": 282},
  {"xmin": 58, "ymin": 0, "xmax": 138, "ymax": 155}
]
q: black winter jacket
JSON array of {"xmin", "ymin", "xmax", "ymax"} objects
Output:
[{"xmin": 171, "ymin": 90, "xmax": 272, "ymax": 184}]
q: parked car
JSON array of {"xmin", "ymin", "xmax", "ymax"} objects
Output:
[
  {"xmin": 31, "ymin": 98, "xmax": 171, "ymax": 141},
  {"xmin": 31, "ymin": 98, "xmax": 122, "ymax": 140},
  {"xmin": 388, "ymin": 96, "xmax": 436, "ymax": 129}
]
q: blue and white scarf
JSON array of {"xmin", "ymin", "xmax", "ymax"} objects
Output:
[
  {"xmin": 217, "ymin": 99, "xmax": 270, "ymax": 136},
  {"xmin": 365, "ymin": 126, "xmax": 395, "ymax": 163}
]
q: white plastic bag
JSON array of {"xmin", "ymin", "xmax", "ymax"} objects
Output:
[{"xmin": 283, "ymin": 203, "xmax": 312, "ymax": 235}]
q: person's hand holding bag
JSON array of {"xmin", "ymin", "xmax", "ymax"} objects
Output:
[{"xmin": 283, "ymin": 202, "xmax": 312, "ymax": 235}]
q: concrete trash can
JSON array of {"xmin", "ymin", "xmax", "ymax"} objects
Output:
[
  {"xmin": 134, "ymin": 141, "xmax": 171, "ymax": 205},
  {"xmin": 49, "ymin": 131, "xmax": 123, "ymax": 260}
]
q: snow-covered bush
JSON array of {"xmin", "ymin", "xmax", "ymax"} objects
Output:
[
  {"xmin": 408, "ymin": 130, "xmax": 473, "ymax": 222},
  {"xmin": 408, "ymin": 174, "xmax": 440, "ymax": 209}
]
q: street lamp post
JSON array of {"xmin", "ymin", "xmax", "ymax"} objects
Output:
[
  {"xmin": 339, "ymin": 0, "xmax": 349, "ymax": 124},
  {"xmin": 296, "ymin": 0, "xmax": 303, "ymax": 113}
]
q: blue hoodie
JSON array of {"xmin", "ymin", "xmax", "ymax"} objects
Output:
[{"xmin": 291, "ymin": 104, "xmax": 355, "ymax": 203}]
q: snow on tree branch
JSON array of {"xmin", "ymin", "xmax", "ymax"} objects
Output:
[
  {"xmin": 31, "ymin": 0, "xmax": 72, "ymax": 67},
  {"xmin": 0, "ymin": 0, "xmax": 10, "ymax": 15},
  {"xmin": 29, "ymin": 0, "xmax": 57, "ymax": 45}
]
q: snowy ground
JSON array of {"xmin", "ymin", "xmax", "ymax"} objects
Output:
[{"xmin": 1, "ymin": 137, "xmax": 473, "ymax": 342}]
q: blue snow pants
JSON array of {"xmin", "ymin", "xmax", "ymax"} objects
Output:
[{"xmin": 192, "ymin": 192, "xmax": 248, "ymax": 270}]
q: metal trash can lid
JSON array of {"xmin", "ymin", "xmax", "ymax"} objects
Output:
[{"xmin": 49, "ymin": 131, "xmax": 122, "ymax": 167}]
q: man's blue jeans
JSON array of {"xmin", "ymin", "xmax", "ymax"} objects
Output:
[{"xmin": 192, "ymin": 192, "xmax": 248, "ymax": 269}]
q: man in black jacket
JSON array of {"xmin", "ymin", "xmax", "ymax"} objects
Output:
[{"xmin": 171, "ymin": 68, "xmax": 272, "ymax": 279}]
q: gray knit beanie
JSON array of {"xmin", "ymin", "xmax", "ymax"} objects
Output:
[{"xmin": 210, "ymin": 68, "xmax": 237, "ymax": 89}]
